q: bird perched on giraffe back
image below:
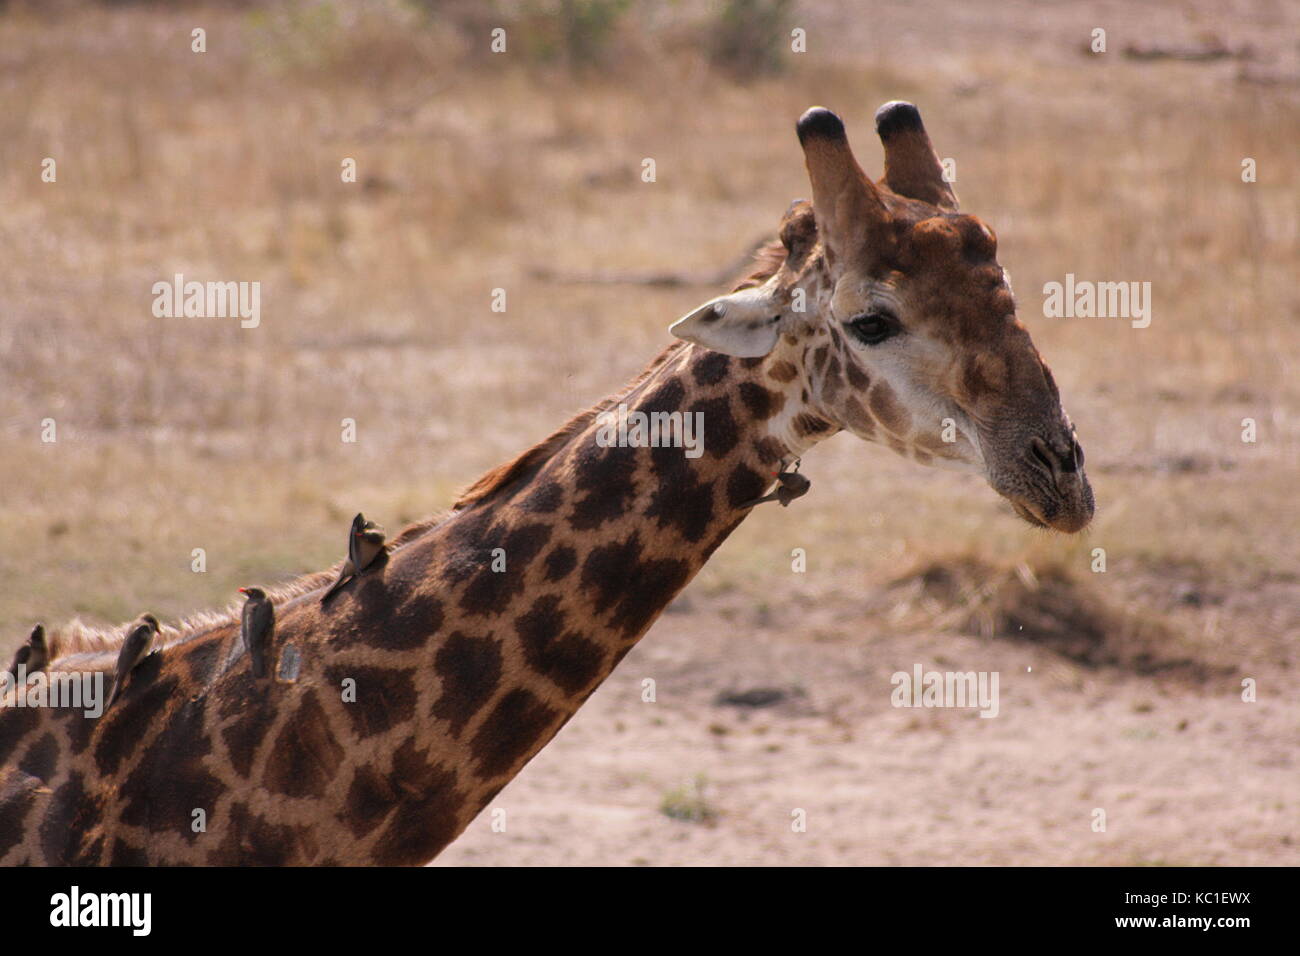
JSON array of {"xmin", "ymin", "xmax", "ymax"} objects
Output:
[
  {"xmin": 7, "ymin": 624, "xmax": 48, "ymax": 680},
  {"xmin": 239, "ymin": 587, "xmax": 275, "ymax": 679},
  {"xmin": 321, "ymin": 513, "xmax": 387, "ymax": 604},
  {"xmin": 106, "ymin": 613, "xmax": 159, "ymax": 710}
]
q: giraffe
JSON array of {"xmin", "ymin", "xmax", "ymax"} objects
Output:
[{"xmin": 0, "ymin": 102, "xmax": 1093, "ymax": 865}]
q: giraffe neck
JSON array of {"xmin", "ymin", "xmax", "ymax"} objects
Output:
[
  {"xmin": 0, "ymin": 339, "xmax": 837, "ymax": 866},
  {"xmin": 357, "ymin": 340, "xmax": 831, "ymax": 861}
]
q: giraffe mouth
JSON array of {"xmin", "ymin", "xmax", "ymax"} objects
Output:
[
  {"xmin": 1006, "ymin": 490, "xmax": 1093, "ymax": 533},
  {"xmin": 1010, "ymin": 499, "xmax": 1049, "ymax": 529}
]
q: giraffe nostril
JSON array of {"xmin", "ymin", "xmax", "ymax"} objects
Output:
[{"xmin": 1027, "ymin": 436, "xmax": 1056, "ymax": 476}]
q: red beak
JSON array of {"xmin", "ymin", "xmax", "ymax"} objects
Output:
[{"xmin": 238, "ymin": 587, "xmax": 248, "ymax": 594}]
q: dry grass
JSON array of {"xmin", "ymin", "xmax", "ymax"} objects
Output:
[
  {"xmin": 1, "ymin": 0, "xmax": 1296, "ymax": 680},
  {"xmin": 883, "ymin": 554, "xmax": 1235, "ymax": 682}
]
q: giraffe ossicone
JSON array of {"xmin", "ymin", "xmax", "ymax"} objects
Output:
[{"xmin": 0, "ymin": 102, "xmax": 1092, "ymax": 866}]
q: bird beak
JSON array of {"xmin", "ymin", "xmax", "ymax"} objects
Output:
[{"xmin": 238, "ymin": 587, "xmax": 248, "ymax": 594}]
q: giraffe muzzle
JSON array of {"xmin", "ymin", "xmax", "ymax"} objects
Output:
[{"xmin": 1003, "ymin": 434, "xmax": 1095, "ymax": 533}]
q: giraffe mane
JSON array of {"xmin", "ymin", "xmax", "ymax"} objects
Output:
[
  {"xmin": 451, "ymin": 339, "xmax": 690, "ymax": 509},
  {"xmin": 451, "ymin": 230, "xmax": 796, "ymax": 511},
  {"xmin": 731, "ymin": 237, "xmax": 787, "ymax": 291}
]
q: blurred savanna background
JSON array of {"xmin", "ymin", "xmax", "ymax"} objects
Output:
[{"xmin": 0, "ymin": 0, "xmax": 1296, "ymax": 864}]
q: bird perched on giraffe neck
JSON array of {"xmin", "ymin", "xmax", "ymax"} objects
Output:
[
  {"xmin": 6, "ymin": 624, "xmax": 48, "ymax": 681},
  {"xmin": 239, "ymin": 587, "xmax": 275, "ymax": 679},
  {"xmin": 739, "ymin": 464, "xmax": 812, "ymax": 509},
  {"xmin": 321, "ymin": 513, "xmax": 387, "ymax": 604},
  {"xmin": 106, "ymin": 613, "xmax": 159, "ymax": 710}
]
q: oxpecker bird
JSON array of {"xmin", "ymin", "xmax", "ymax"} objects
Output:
[
  {"xmin": 739, "ymin": 465, "xmax": 812, "ymax": 509},
  {"xmin": 7, "ymin": 624, "xmax": 48, "ymax": 679},
  {"xmin": 321, "ymin": 513, "xmax": 387, "ymax": 604},
  {"xmin": 106, "ymin": 614, "xmax": 160, "ymax": 710},
  {"xmin": 239, "ymin": 587, "xmax": 275, "ymax": 679}
]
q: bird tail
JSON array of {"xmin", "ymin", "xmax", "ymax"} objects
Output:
[{"xmin": 320, "ymin": 565, "xmax": 354, "ymax": 604}]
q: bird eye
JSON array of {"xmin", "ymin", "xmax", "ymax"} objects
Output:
[{"xmin": 847, "ymin": 311, "xmax": 900, "ymax": 346}]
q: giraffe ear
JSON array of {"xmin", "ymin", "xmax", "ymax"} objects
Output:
[{"xmin": 669, "ymin": 286, "xmax": 782, "ymax": 357}]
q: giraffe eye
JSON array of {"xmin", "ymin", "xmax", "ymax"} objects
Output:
[{"xmin": 847, "ymin": 311, "xmax": 900, "ymax": 347}]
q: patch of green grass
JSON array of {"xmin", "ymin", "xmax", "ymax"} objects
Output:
[{"xmin": 660, "ymin": 774, "xmax": 719, "ymax": 826}]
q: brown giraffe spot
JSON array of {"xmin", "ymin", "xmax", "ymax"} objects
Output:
[
  {"xmin": 340, "ymin": 763, "xmax": 397, "ymax": 839},
  {"xmin": 184, "ymin": 639, "xmax": 224, "ymax": 686},
  {"xmin": 0, "ymin": 770, "xmax": 42, "ymax": 857},
  {"xmin": 737, "ymin": 382, "xmax": 785, "ymax": 421},
  {"xmin": 738, "ymin": 356, "xmax": 765, "ymax": 369},
  {"xmin": 431, "ymin": 631, "xmax": 504, "ymax": 738},
  {"xmin": 39, "ymin": 771, "xmax": 103, "ymax": 864},
  {"xmin": 692, "ymin": 350, "xmax": 731, "ymax": 385},
  {"xmin": 753, "ymin": 436, "xmax": 785, "ymax": 465},
  {"xmin": 383, "ymin": 591, "xmax": 445, "ymax": 650},
  {"xmin": 568, "ymin": 441, "xmax": 640, "ymax": 531},
  {"xmin": 383, "ymin": 531, "xmax": 439, "ymax": 591},
  {"xmin": 18, "ymin": 732, "xmax": 58, "ymax": 780},
  {"xmin": 869, "ymin": 383, "xmax": 911, "ymax": 436},
  {"xmin": 469, "ymin": 688, "xmax": 559, "ymax": 780},
  {"xmin": 120, "ymin": 697, "xmax": 225, "ymax": 840},
  {"xmin": 442, "ymin": 510, "xmax": 500, "ymax": 579},
  {"xmin": 514, "ymin": 595, "xmax": 606, "ymax": 695},
  {"xmin": 109, "ymin": 839, "xmax": 150, "ymax": 866},
  {"xmin": 458, "ymin": 521, "xmax": 553, "ymax": 616},
  {"xmin": 690, "ymin": 396, "xmax": 739, "ymax": 457},
  {"xmin": 580, "ymin": 534, "xmax": 693, "ymax": 638},
  {"xmin": 812, "ymin": 344, "xmax": 831, "ymax": 373},
  {"xmin": 209, "ymin": 802, "xmax": 317, "ymax": 866},
  {"xmin": 334, "ymin": 554, "xmax": 395, "ymax": 615},
  {"xmin": 49, "ymin": 702, "xmax": 96, "ymax": 756},
  {"xmin": 93, "ymin": 675, "xmax": 178, "ymax": 777},
  {"xmin": 649, "ymin": 481, "xmax": 715, "ymax": 542},
  {"xmin": 727, "ymin": 462, "xmax": 769, "ymax": 508},
  {"xmin": 793, "ymin": 412, "xmax": 832, "ymax": 437},
  {"xmin": 842, "ymin": 396, "xmax": 877, "ymax": 436},
  {"xmin": 519, "ymin": 479, "xmax": 564, "ymax": 514},
  {"xmin": 371, "ymin": 740, "xmax": 465, "ymax": 865},
  {"xmin": 0, "ymin": 706, "xmax": 41, "ymax": 767},
  {"xmin": 263, "ymin": 690, "xmax": 345, "ymax": 800},
  {"xmin": 644, "ymin": 449, "xmax": 716, "ymax": 544},
  {"xmin": 845, "ymin": 361, "xmax": 870, "ymax": 390},
  {"xmin": 543, "ymin": 545, "xmax": 577, "ymax": 582},
  {"xmin": 324, "ymin": 664, "xmax": 417, "ymax": 739},
  {"xmin": 767, "ymin": 359, "xmax": 798, "ymax": 383},
  {"xmin": 221, "ymin": 694, "xmax": 277, "ymax": 779}
]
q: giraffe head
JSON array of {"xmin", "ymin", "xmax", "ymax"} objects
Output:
[{"xmin": 671, "ymin": 102, "xmax": 1094, "ymax": 533}]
